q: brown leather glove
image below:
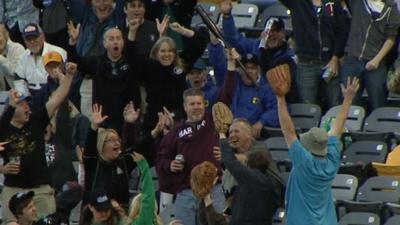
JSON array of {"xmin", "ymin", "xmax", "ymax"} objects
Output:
[
  {"xmin": 212, "ymin": 102, "xmax": 233, "ymax": 134},
  {"xmin": 266, "ymin": 64, "xmax": 292, "ymax": 97}
]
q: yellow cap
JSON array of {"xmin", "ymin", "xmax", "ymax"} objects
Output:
[{"xmin": 43, "ymin": 51, "xmax": 63, "ymax": 66}]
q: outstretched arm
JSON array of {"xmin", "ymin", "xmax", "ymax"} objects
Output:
[
  {"xmin": 46, "ymin": 63, "xmax": 77, "ymax": 117},
  {"xmin": 267, "ymin": 65, "xmax": 296, "ymax": 146},
  {"xmin": 330, "ymin": 77, "xmax": 359, "ymax": 137}
]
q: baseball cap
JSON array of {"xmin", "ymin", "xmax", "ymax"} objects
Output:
[
  {"xmin": 266, "ymin": 17, "xmax": 285, "ymax": 31},
  {"xmin": 191, "ymin": 59, "xmax": 206, "ymax": 71},
  {"xmin": 43, "ymin": 51, "xmax": 63, "ymax": 67},
  {"xmin": 300, "ymin": 127, "xmax": 328, "ymax": 157},
  {"xmin": 9, "ymin": 191, "xmax": 35, "ymax": 216},
  {"xmin": 89, "ymin": 190, "xmax": 112, "ymax": 212},
  {"xmin": 241, "ymin": 53, "xmax": 259, "ymax": 66},
  {"xmin": 22, "ymin": 23, "xmax": 41, "ymax": 39}
]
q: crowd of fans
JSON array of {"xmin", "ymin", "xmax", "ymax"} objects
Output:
[{"xmin": 0, "ymin": 0, "xmax": 400, "ymax": 225}]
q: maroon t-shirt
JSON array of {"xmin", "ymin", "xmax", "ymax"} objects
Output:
[{"xmin": 156, "ymin": 113, "xmax": 222, "ymax": 194}]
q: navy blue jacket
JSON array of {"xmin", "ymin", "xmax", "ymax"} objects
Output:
[{"xmin": 278, "ymin": 0, "xmax": 348, "ymax": 62}]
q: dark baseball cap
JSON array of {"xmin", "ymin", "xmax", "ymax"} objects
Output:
[
  {"xmin": 191, "ymin": 59, "xmax": 206, "ymax": 71},
  {"xmin": 22, "ymin": 23, "xmax": 41, "ymax": 39},
  {"xmin": 9, "ymin": 191, "xmax": 35, "ymax": 216},
  {"xmin": 89, "ymin": 190, "xmax": 112, "ymax": 212},
  {"xmin": 266, "ymin": 17, "xmax": 285, "ymax": 31},
  {"xmin": 241, "ymin": 53, "xmax": 259, "ymax": 66}
]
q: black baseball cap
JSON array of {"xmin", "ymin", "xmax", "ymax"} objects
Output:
[
  {"xmin": 89, "ymin": 190, "xmax": 112, "ymax": 212},
  {"xmin": 266, "ymin": 17, "xmax": 285, "ymax": 31},
  {"xmin": 241, "ymin": 53, "xmax": 259, "ymax": 66},
  {"xmin": 9, "ymin": 191, "xmax": 35, "ymax": 216},
  {"xmin": 22, "ymin": 23, "xmax": 41, "ymax": 39}
]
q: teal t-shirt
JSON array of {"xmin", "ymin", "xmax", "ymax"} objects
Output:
[{"xmin": 285, "ymin": 136, "xmax": 340, "ymax": 225}]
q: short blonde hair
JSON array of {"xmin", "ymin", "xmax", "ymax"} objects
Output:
[{"xmin": 96, "ymin": 128, "xmax": 119, "ymax": 161}]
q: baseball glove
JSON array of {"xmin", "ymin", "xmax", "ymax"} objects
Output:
[
  {"xmin": 212, "ymin": 102, "xmax": 233, "ymax": 134},
  {"xmin": 190, "ymin": 161, "xmax": 218, "ymax": 199},
  {"xmin": 266, "ymin": 64, "xmax": 291, "ymax": 97}
]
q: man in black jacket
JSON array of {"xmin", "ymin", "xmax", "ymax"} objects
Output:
[
  {"xmin": 278, "ymin": 0, "xmax": 348, "ymax": 108},
  {"xmin": 219, "ymin": 133, "xmax": 279, "ymax": 225}
]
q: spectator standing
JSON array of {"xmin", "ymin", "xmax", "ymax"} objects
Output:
[
  {"xmin": 32, "ymin": 0, "xmax": 71, "ymax": 50},
  {"xmin": 0, "ymin": 62, "xmax": 77, "ymax": 224},
  {"xmin": 156, "ymin": 88, "xmax": 225, "ymax": 225},
  {"xmin": 275, "ymin": 0, "xmax": 348, "ymax": 108},
  {"xmin": 217, "ymin": 48, "xmax": 279, "ymax": 137},
  {"xmin": 121, "ymin": 0, "xmax": 158, "ymax": 59},
  {"xmin": 68, "ymin": 25, "xmax": 141, "ymax": 133},
  {"xmin": 340, "ymin": 0, "xmax": 400, "ymax": 110},
  {"xmin": 0, "ymin": 25, "xmax": 24, "ymax": 91},
  {"xmin": 135, "ymin": 21, "xmax": 207, "ymax": 134},
  {"xmin": 268, "ymin": 64, "xmax": 359, "ymax": 225},
  {"xmin": 14, "ymin": 23, "xmax": 67, "ymax": 110},
  {"xmin": 0, "ymin": 0, "xmax": 39, "ymax": 45},
  {"xmin": 67, "ymin": 0, "xmax": 125, "ymax": 120}
]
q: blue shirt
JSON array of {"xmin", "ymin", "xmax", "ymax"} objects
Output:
[
  {"xmin": 0, "ymin": 0, "xmax": 39, "ymax": 31},
  {"xmin": 285, "ymin": 136, "xmax": 340, "ymax": 225}
]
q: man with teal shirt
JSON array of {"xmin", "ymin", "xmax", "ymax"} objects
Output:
[{"xmin": 269, "ymin": 65, "xmax": 359, "ymax": 225}]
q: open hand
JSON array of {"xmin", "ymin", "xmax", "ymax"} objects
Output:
[
  {"xmin": 156, "ymin": 15, "xmax": 170, "ymax": 37},
  {"xmin": 341, "ymin": 77, "xmax": 360, "ymax": 100},
  {"xmin": 123, "ymin": 101, "xmax": 140, "ymax": 124},
  {"xmin": 67, "ymin": 21, "xmax": 80, "ymax": 46},
  {"xmin": 91, "ymin": 104, "xmax": 108, "ymax": 130}
]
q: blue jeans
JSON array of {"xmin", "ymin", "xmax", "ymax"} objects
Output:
[
  {"xmin": 340, "ymin": 55, "xmax": 387, "ymax": 110},
  {"xmin": 174, "ymin": 184, "xmax": 225, "ymax": 225},
  {"xmin": 296, "ymin": 62, "xmax": 342, "ymax": 108}
]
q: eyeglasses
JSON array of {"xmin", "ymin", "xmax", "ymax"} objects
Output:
[{"xmin": 104, "ymin": 138, "xmax": 121, "ymax": 144}]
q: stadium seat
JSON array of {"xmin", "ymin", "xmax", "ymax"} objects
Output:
[
  {"xmin": 384, "ymin": 215, "xmax": 400, "ymax": 225},
  {"xmin": 255, "ymin": 2, "xmax": 291, "ymax": 31},
  {"xmin": 372, "ymin": 145, "xmax": 400, "ymax": 178},
  {"xmin": 220, "ymin": 3, "xmax": 259, "ymax": 28},
  {"xmin": 288, "ymin": 103, "xmax": 321, "ymax": 131},
  {"xmin": 356, "ymin": 176, "xmax": 400, "ymax": 203},
  {"xmin": 338, "ymin": 212, "xmax": 380, "ymax": 225},
  {"xmin": 191, "ymin": 2, "xmax": 220, "ymax": 28},
  {"xmin": 321, "ymin": 105, "xmax": 366, "ymax": 132},
  {"xmin": 342, "ymin": 141, "xmax": 388, "ymax": 165},
  {"xmin": 338, "ymin": 201, "xmax": 383, "ymax": 218},
  {"xmin": 265, "ymin": 137, "xmax": 289, "ymax": 161},
  {"xmin": 332, "ymin": 174, "xmax": 358, "ymax": 201},
  {"xmin": 363, "ymin": 107, "xmax": 400, "ymax": 133},
  {"xmin": 241, "ymin": 0, "xmax": 278, "ymax": 12}
]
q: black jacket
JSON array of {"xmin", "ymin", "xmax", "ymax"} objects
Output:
[
  {"xmin": 68, "ymin": 42, "xmax": 142, "ymax": 133},
  {"xmin": 221, "ymin": 141, "xmax": 278, "ymax": 225},
  {"xmin": 83, "ymin": 128, "xmax": 135, "ymax": 206},
  {"xmin": 279, "ymin": 0, "xmax": 348, "ymax": 62}
]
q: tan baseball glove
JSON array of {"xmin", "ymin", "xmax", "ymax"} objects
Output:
[
  {"xmin": 266, "ymin": 64, "xmax": 291, "ymax": 97},
  {"xmin": 190, "ymin": 161, "xmax": 218, "ymax": 199},
  {"xmin": 212, "ymin": 102, "xmax": 233, "ymax": 134}
]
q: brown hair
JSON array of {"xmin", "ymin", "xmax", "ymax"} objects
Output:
[
  {"xmin": 247, "ymin": 150, "xmax": 270, "ymax": 172},
  {"xmin": 182, "ymin": 88, "xmax": 205, "ymax": 102},
  {"xmin": 190, "ymin": 161, "xmax": 218, "ymax": 199},
  {"xmin": 14, "ymin": 198, "xmax": 33, "ymax": 218}
]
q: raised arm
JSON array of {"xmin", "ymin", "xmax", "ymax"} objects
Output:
[
  {"xmin": 220, "ymin": 0, "xmax": 258, "ymax": 56},
  {"xmin": 130, "ymin": 153, "xmax": 155, "ymax": 225},
  {"xmin": 46, "ymin": 63, "xmax": 77, "ymax": 117},
  {"xmin": 330, "ymin": 77, "xmax": 359, "ymax": 137},
  {"xmin": 267, "ymin": 65, "xmax": 296, "ymax": 146}
]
